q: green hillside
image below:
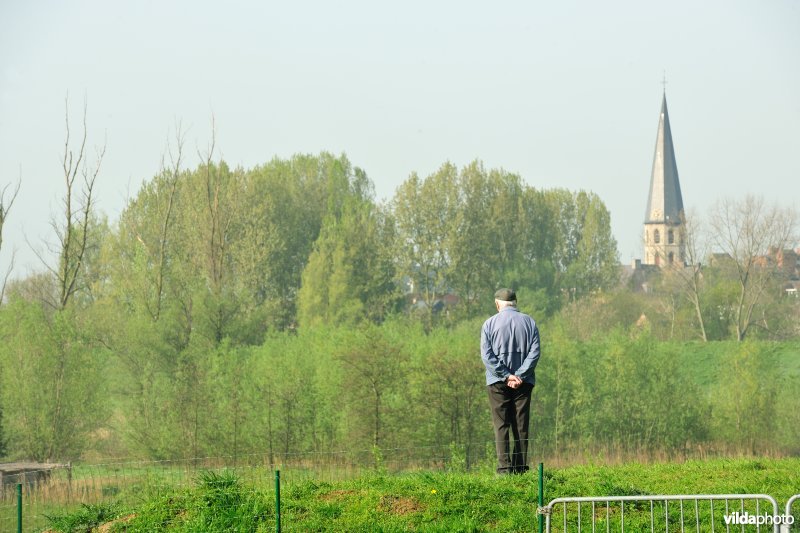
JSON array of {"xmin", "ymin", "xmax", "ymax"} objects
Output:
[{"xmin": 43, "ymin": 458, "xmax": 800, "ymax": 532}]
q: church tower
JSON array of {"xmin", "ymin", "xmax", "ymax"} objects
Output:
[{"xmin": 644, "ymin": 92, "xmax": 685, "ymax": 266}]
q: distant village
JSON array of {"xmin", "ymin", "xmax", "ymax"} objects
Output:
[{"xmin": 407, "ymin": 92, "xmax": 799, "ymax": 312}]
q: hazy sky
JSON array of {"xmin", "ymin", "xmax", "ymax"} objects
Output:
[{"xmin": 1, "ymin": 0, "xmax": 799, "ymax": 280}]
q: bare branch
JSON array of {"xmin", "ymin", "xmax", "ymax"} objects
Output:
[
  {"xmin": 0, "ymin": 249, "xmax": 15, "ymax": 305},
  {"xmin": 0, "ymin": 178, "xmax": 21, "ymax": 213},
  {"xmin": 24, "ymin": 233, "xmax": 61, "ymax": 279},
  {"xmin": 195, "ymin": 113, "xmax": 216, "ymax": 171},
  {"xmin": 62, "ymin": 132, "xmax": 105, "ymax": 307},
  {"xmin": 662, "ymin": 210, "xmax": 709, "ymax": 341},
  {"xmin": 0, "ymin": 173, "xmax": 22, "ymax": 252},
  {"xmin": 167, "ymin": 118, "xmax": 186, "ymax": 179},
  {"xmin": 37, "ymin": 95, "xmax": 106, "ymax": 309},
  {"xmin": 152, "ymin": 119, "xmax": 185, "ymax": 320}
]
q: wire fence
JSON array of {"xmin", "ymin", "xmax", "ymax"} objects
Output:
[
  {"xmin": 2, "ymin": 446, "xmax": 798, "ymax": 532},
  {"xmin": 0, "ymin": 441, "xmax": 498, "ymax": 532}
]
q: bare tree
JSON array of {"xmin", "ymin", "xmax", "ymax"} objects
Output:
[
  {"xmin": 0, "ymin": 179, "xmax": 20, "ymax": 251},
  {"xmin": 128, "ymin": 121, "xmax": 185, "ymax": 321},
  {"xmin": 198, "ymin": 116, "xmax": 222, "ymax": 293},
  {"xmin": 195, "ymin": 116, "xmax": 238, "ymax": 342},
  {"xmin": 663, "ymin": 210, "xmax": 709, "ymax": 341},
  {"xmin": 708, "ymin": 195, "xmax": 798, "ymax": 341},
  {"xmin": 30, "ymin": 97, "xmax": 105, "ymax": 309},
  {"xmin": 153, "ymin": 122, "xmax": 184, "ymax": 320},
  {"xmin": 0, "ymin": 177, "xmax": 21, "ymax": 302}
]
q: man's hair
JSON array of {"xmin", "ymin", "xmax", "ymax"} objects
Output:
[{"xmin": 495, "ymin": 299, "xmax": 517, "ymax": 310}]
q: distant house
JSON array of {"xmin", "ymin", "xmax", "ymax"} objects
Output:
[
  {"xmin": 708, "ymin": 253, "xmax": 734, "ymax": 268},
  {"xmin": 622, "ymin": 260, "xmax": 660, "ymax": 293},
  {"xmin": 401, "ymin": 268, "xmax": 460, "ymax": 313},
  {"xmin": 772, "ymin": 247, "xmax": 799, "ymax": 279},
  {"xmin": 750, "ymin": 248, "xmax": 800, "ymax": 296}
]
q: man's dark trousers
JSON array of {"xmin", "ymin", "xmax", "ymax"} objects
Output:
[{"xmin": 488, "ymin": 381, "xmax": 533, "ymax": 474}]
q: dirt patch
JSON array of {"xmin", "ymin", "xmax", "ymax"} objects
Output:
[
  {"xmin": 96, "ymin": 513, "xmax": 136, "ymax": 532},
  {"xmin": 380, "ymin": 495, "xmax": 422, "ymax": 515},
  {"xmin": 321, "ymin": 489, "xmax": 357, "ymax": 501}
]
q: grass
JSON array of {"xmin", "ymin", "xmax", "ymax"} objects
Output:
[
  {"xmin": 44, "ymin": 502, "xmax": 125, "ymax": 532},
  {"xmin": 36, "ymin": 457, "xmax": 800, "ymax": 532}
]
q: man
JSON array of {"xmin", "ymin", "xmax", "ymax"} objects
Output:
[{"xmin": 481, "ymin": 288, "xmax": 540, "ymax": 475}]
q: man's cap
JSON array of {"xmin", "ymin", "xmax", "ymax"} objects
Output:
[{"xmin": 494, "ymin": 288, "xmax": 516, "ymax": 302}]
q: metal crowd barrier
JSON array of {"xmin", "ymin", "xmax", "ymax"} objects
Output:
[
  {"xmin": 784, "ymin": 495, "xmax": 800, "ymax": 533},
  {"xmin": 542, "ymin": 493, "xmax": 782, "ymax": 532}
]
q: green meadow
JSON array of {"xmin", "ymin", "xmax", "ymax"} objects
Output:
[{"xmin": 33, "ymin": 458, "xmax": 800, "ymax": 532}]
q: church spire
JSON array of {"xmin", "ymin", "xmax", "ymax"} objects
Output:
[
  {"xmin": 643, "ymin": 92, "xmax": 686, "ymax": 267},
  {"xmin": 645, "ymin": 93, "xmax": 684, "ymax": 224}
]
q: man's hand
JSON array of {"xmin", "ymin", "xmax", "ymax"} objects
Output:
[{"xmin": 506, "ymin": 375, "xmax": 522, "ymax": 389}]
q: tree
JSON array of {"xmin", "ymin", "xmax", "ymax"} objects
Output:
[
  {"xmin": 298, "ymin": 198, "xmax": 396, "ymax": 327},
  {"xmin": 244, "ymin": 153, "xmax": 369, "ymax": 330},
  {"xmin": 94, "ymin": 125, "xmax": 204, "ymax": 457},
  {"xmin": 335, "ymin": 325, "xmax": 409, "ymax": 449},
  {"xmin": 558, "ymin": 191, "xmax": 620, "ymax": 297},
  {"xmin": 258, "ymin": 336, "xmax": 320, "ymax": 456},
  {"xmin": 710, "ymin": 341, "xmax": 779, "ymax": 452},
  {"xmin": 29, "ymin": 97, "xmax": 105, "ymax": 309},
  {"xmin": 446, "ymin": 162, "xmax": 500, "ymax": 314},
  {"xmin": 392, "ymin": 164, "xmax": 460, "ymax": 320},
  {"xmin": 192, "ymin": 121, "xmax": 239, "ymax": 343},
  {"xmin": 511, "ymin": 188, "xmax": 561, "ymax": 314},
  {"xmin": 708, "ymin": 196, "xmax": 798, "ymax": 341},
  {"xmin": 0, "ymin": 98, "xmax": 110, "ymax": 461},
  {"xmin": 409, "ymin": 322, "xmax": 489, "ymax": 467},
  {"xmin": 682, "ymin": 213, "xmax": 708, "ymax": 337},
  {"xmin": 661, "ymin": 210, "xmax": 709, "ymax": 341},
  {"xmin": 393, "ymin": 162, "xmax": 620, "ymax": 321},
  {"xmin": 0, "ymin": 300, "xmax": 107, "ymax": 460},
  {"xmin": 0, "ymin": 178, "xmax": 20, "ymax": 304},
  {"xmin": 140, "ymin": 122, "xmax": 185, "ymax": 322}
]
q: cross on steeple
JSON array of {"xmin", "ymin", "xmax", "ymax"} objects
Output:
[{"xmin": 661, "ymin": 71, "xmax": 668, "ymax": 93}]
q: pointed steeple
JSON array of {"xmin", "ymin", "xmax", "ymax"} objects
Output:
[
  {"xmin": 643, "ymin": 92, "xmax": 687, "ymax": 267},
  {"xmin": 645, "ymin": 93, "xmax": 684, "ymax": 224}
]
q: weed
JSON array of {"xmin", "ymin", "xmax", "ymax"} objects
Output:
[{"xmin": 46, "ymin": 502, "xmax": 124, "ymax": 532}]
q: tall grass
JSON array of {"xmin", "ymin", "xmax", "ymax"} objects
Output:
[{"xmin": 36, "ymin": 457, "xmax": 800, "ymax": 532}]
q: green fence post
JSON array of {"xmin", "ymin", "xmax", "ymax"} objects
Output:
[
  {"xmin": 17, "ymin": 483, "xmax": 22, "ymax": 533},
  {"xmin": 275, "ymin": 470, "xmax": 281, "ymax": 533},
  {"xmin": 538, "ymin": 462, "xmax": 544, "ymax": 533}
]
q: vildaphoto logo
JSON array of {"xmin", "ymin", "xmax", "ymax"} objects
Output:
[{"xmin": 723, "ymin": 511, "xmax": 794, "ymax": 526}]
